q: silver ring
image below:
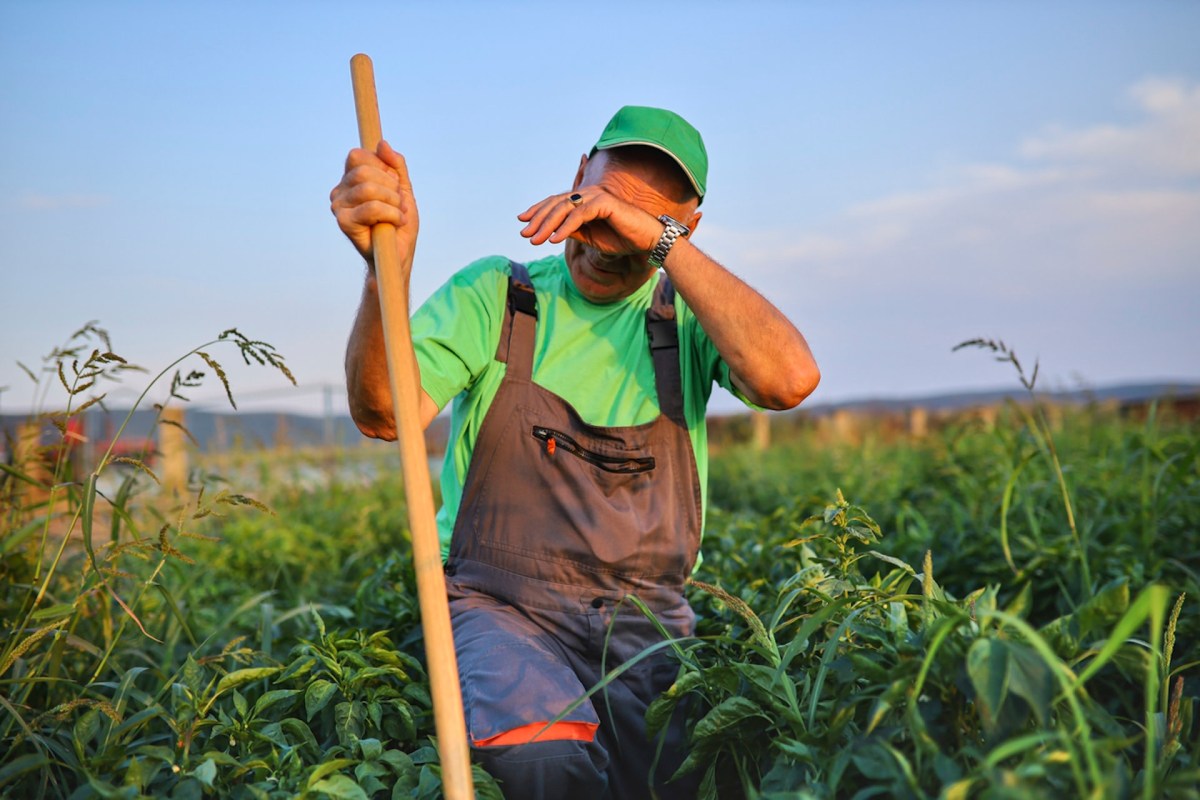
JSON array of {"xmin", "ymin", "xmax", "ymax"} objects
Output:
[{"xmin": 568, "ymin": 193, "xmax": 583, "ymax": 206}]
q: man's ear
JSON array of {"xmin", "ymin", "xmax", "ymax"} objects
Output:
[
  {"xmin": 572, "ymin": 154, "xmax": 588, "ymax": 190},
  {"xmin": 685, "ymin": 210, "xmax": 702, "ymax": 236}
]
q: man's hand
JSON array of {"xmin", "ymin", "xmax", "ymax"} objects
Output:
[
  {"xmin": 330, "ymin": 140, "xmax": 419, "ymax": 267},
  {"xmin": 517, "ymin": 187, "xmax": 663, "ymax": 256}
]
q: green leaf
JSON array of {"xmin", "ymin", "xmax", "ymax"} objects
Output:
[
  {"xmin": 74, "ymin": 708, "xmax": 101, "ymax": 748},
  {"xmin": 182, "ymin": 655, "xmax": 204, "ymax": 694},
  {"xmin": 281, "ymin": 717, "xmax": 320, "ymax": 752},
  {"xmin": 0, "ymin": 753, "xmax": 50, "ymax": 790},
  {"xmin": 191, "ymin": 758, "xmax": 216, "ymax": 789},
  {"xmin": 252, "ymin": 688, "xmax": 302, "ymax": 718},
  {"xmin": 967, "ymin": 638, "xmax": 1011, "ymax": 732},
  {"xmin": 306, "ymin": 679, "xmax": 340, "ymax": 720},
  {"xmin": 232, "ymin": 689, "xmax": 248, "ymax": 718},
  {"xmin": 693, "ymin": 696, "xmax": 765, "ymax": 739},
  {"xmin": 851, "ymin": 743, "xmax": 897, "ymax": 781},
  {"xmin": 278, "ymin": 654, "xmax": 317, "ymax": 682},
  {"xmin": 384, "ymin": 699, "xmax": 416, "ymax": 742},
  {"xmin": 121, "ymin": 755, "xmax": 157, "ymax": 790},
  {"xmin": 335, "ymin": 700, "xmax": 366, "ymax": 748},
  {"xmin": 359, "ymin": 737, "xmax": 383, "ymax": 761},
  {"xmin": 215, "ymin": 666, "xmax": 280, "ymax": 696},
  {"xmin": 1006, "ymin": 640, "xmax": 1053, "ymax": 726},
  {"xmin": 306, "ymin": 759, "xmax": 360, "ymax": 789},
  {"xmin": 310, "ymin": 774, "xmax": 369, "ymax": 800},
  {"xmin": 379, "ymin": 748, "xmax": 414, "ymax": 774},
  {"xmin": 31, "ymin": 602, "xmax": 76, "ymax": 622}
]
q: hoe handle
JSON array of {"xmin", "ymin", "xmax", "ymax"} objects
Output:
[{"xmin": 349, "ymin": 53, "xmax": 474, "ymax": 800}]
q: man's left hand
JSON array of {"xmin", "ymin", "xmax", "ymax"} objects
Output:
[{"xmin": 517, "ymin": 188, "xmax": 661, "ymax": 256}]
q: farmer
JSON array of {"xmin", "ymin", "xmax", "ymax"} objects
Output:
[{"xmin": 330, "ymin": 106, "xmax": 819, "ymax": 798}]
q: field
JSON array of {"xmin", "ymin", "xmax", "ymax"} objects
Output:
[{"xmin": 1, "ymin": 328, "xmax": 1197, "ymax": 798}]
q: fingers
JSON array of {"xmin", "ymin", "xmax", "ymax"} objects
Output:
[
  {"xmin": 331, "ymin": 145, "xmax": 416, "ymax": 257},
  {"xmin": 519, "ymin": 191, "xmax": 592, "ymax": 246}
]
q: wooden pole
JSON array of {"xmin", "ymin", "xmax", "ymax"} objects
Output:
[{"xmin": 349, "ymin": 53, "xmax": 474, "ymax": 799}]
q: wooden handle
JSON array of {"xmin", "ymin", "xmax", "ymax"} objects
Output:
[{"xmin": 349, "ymin": 53, "xmax": 475, "ymax": 800}]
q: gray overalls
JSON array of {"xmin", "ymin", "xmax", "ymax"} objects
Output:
[{"xmin": 444, "ymin": 262, "xmax": 704, "ymax": 799}]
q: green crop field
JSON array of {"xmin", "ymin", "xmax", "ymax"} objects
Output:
[{"xmin": 2, "ymin": 326, "xmax": 1197, "ymax": 799}]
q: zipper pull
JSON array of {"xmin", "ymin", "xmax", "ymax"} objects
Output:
[{"xmin": 546, "ymin": 436, "xmax": 556, "ymax": 456}]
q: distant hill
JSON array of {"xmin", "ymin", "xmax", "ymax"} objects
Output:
[
  {"xmin": 776, "ymin": 381, "xmax": 1200, "ymax": 418},
  {"xmin": 3, "ymin": 381, "xmax": 1196, "ymax": 456}
]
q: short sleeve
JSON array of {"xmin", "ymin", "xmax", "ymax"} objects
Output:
[{"xmin": 411, "ymin": 256, "xmax": 511, "ymax": 411}]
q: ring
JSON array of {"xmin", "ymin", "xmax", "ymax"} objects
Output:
[{"xmin": 568, "ymin": 193, "xmax": 583, "ymax": 206}]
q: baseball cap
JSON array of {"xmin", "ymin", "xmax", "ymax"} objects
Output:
[{"xmin": 591, "ymin": 105, "xmax": 708, "ymax": 201}]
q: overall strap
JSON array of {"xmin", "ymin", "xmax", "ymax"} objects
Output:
[
  {"xmin": 646, "ymin": 274, "xmax": 686, "ymax": 425},
  {"xmin": 496, "ymin": 260, "xmax": 538, "ymax": 380}
]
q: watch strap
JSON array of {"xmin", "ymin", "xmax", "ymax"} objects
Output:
[{"xmin": 648, "ymin": 215, "xmax": 688, "ymax": 268}]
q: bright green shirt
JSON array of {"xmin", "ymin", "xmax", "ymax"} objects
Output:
[{"xmin": 412, "ymin": 253, "xmax": 749, "ymax": 558}]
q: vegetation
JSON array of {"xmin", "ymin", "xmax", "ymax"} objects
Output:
[{"xmin": 1, "ymin": 327, "xmax": 1196, "ymax": 798}]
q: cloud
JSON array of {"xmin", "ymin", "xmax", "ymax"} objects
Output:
[
  {"xmin": 15, "ymin": 193, "xmax": 113, "ymax": 210},
  {"xmin": 1019, "ymin": 77, "xmax": 1200, "ymax": 176},
  {"xmin": 726, "ymin": 76, "xmax": 1200, "ymax": 294}
]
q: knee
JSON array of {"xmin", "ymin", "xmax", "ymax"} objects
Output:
[{"xmin": 473, "ymin": 739, "xmax": 609, "ymax": 799}]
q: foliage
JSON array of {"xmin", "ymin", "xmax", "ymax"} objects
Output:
[{"xmin": 2, "ymin": 325, "xmax": 1197, "ymax": 798}]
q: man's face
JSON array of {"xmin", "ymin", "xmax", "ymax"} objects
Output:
[{"xmin": 564, "ymin": 150, "xmax": 699, "ymax": 304}]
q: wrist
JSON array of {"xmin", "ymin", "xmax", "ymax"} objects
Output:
[{"xmin": 647, "ymin": 215, "xmax": 690, "ymax": 268}]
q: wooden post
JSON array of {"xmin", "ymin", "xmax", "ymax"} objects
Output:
[
  {"xmin": 751, "ymin": 410, "xmax": 770, "ymax": 451},
  {"xmin": 833, "ymin": 409, "xmax": 858, "ymax": 442},
  {"xmin": 908, "ymin": 406, "xmax": 929, "ymax": 439},
  {"xmin": 1044, "ymin": 401, "xmax": 1063, "ymax": 431},
  {"xmin": 159, "ymin": 407, "xmax": 188, "ymax": 497},
  {"xmin": 13, "ymin": 421, "xmax": 50, "ymax": 511}
]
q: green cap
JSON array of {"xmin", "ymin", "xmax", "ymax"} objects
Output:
[{"xmin": 591, "ymin": 105, "xmax": 708, "ymax": 200}]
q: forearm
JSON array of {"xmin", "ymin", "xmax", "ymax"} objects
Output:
[
  {"xmin": 345, "ymin": 273, "xmax": 398, "ymax": 439},
  {"xmin": 662, "ymin": 240, "xmax": 819, "ymax": 410},
  {"xmin": 345, "ymin": 271, "xmax": 442, "ymax": 438}
]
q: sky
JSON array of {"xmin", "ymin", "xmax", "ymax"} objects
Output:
[{"xmin": 2, "ymin": 1, "xmax": 1198, "ymax": 419}]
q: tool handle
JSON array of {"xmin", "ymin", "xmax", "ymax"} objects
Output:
[{"xmin": 349, "ymin": 52, "xmax": 475, "ymax": 800}]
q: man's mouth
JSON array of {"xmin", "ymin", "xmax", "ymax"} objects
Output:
[{"xmin": 589, "ymin": 252, "xmax": 625, "ymax": 275}]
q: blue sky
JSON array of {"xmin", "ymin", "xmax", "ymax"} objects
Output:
[{"xmin": 2, "ymin": 1, "xmax": 1198, "ymax": 417}]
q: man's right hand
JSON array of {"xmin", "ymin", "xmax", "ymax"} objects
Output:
[{"xmin": 329, "ymin": 140, "xmax": 419, "ymax": 267}]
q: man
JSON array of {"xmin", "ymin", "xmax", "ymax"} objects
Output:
[{"xmin": 331, "ymin": 106, "xmax": 819, "ymax": 798}]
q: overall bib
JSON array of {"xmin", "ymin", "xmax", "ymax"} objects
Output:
[{"xmin": 444, "ymin": 263, "xmax": 703, "ymax": 799}]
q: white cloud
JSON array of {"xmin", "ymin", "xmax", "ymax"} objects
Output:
[{"xmin": 1019, "ymin": 77, "xmax": 1200, "ymax": 175}]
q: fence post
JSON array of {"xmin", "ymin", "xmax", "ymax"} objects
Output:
[
  {"xmin": 752, "ymin": 410, "xmax": 771, "ymax": 451},
  {"xmin": 833, "ymin": 409, "xmax": 858, "ymax": 442},
  {"xmin": 13, "ymin": 421, "xmax": 51, "ymax": 512},
  {"xmin": 908, "ymin": 406, "xmax": 929, "ymax": 439},
  {"xmin": 159, "ymin": 407, "xmax": 188, "ymax": 497}
]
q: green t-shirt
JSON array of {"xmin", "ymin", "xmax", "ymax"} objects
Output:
[{"xmin": 412, "ymin": 253, "xmax": 748, "ymax": 558}]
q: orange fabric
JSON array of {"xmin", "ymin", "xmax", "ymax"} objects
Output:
[{"xmin": 473, "ymin": 720, "xmax": 598, "ymax": 747}]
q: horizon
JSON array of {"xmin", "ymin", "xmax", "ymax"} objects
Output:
[{"xmin": 3, "ymin": 376, "xmax": 1196, "ymax": 424}]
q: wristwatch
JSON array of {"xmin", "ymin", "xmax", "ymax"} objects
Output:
[{"xmin": 647, "ymin": 215, "xmax": 690, "ymax": 268}]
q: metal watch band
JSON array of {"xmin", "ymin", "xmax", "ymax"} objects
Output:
[{"xmin": 648, "ymin": 215, "xmax": 689, "ymax": 268}]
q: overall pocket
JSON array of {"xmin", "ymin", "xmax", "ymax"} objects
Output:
[{"xmin": 531, "ymin": 426, "xmax": 655, "ymax": 474}]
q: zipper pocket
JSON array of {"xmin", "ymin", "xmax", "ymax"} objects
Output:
[{"xmin": 532, "ymin": 426, "xmax": 655, "ymax": 474}]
